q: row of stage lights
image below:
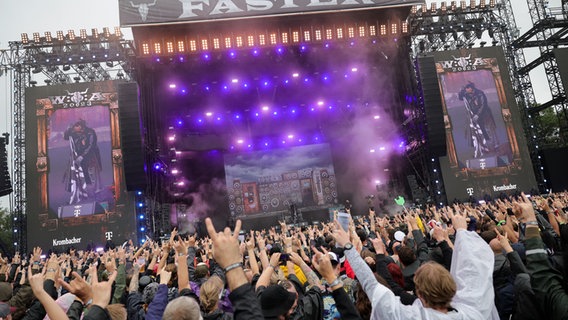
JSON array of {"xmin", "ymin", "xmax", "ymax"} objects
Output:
[
  {"xmin": 166, "ymin": 64, "xmax": 363, "ymax": 96},
  {"xmin": 139, "ymin": 22, "xmax": 408, "ymax": 56},
  {"xmin": 21, "ymin": 27, "xmax": 123, "ymax": 46},
  {"xmin": 411, "ymin": 0, "xmax": 496, "ymax": 15}
]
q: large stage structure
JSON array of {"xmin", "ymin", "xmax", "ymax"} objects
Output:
[
  {"xmin": 0, "ymin": 29, "xmax": 137, "ymax": 252},
  {"xmin": 0, "ymin": 0, "xmax": 552, "ymax": 251}
]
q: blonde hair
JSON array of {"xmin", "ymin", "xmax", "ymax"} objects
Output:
[
  {"xmin": 106, "ymin": 304, "xmax": 127, "ymax": 320},
  {"xmin": 199, "ymin": 275, "xmax": 224, "ymax": 313},
  {"xmin": 414, "ymin": 261, "xmax": 456, "ymax": 310},
  {"xmin": 163, "ymin": 296, "xmax": 203, "ymax": 320}
]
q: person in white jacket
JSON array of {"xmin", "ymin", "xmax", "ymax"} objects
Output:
[{"xmin": 332, "ymin": 213, "xmax": 500, "ymax": 320}]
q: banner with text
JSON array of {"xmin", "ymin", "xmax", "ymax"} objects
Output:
[{"xmin": 120, "ymin": 0, "xmax": 420, "ymax": 26}]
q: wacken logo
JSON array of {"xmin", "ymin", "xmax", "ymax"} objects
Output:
[
  {"xmin": 49, "ymin": 88, "xmax": 107, "ymax": 108},
  {"xmin": 466, "ymin": 187, "xmax": 474, "ymax": 196},
  {"xmin": 438, "ymin": 55, "xmax": 487, "ymax": 72}
]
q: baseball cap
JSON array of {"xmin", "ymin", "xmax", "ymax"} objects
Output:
[
  {"xmin": 0, "ymin": 302, "xmax": 15, "ymax": 317},
  {"xmin": 394, "ymin": 231, "xmax": 406, "ymax": 242},
  {"xmin": 260, "ymin": 285, "xmax": 296, "ymax": 318}
]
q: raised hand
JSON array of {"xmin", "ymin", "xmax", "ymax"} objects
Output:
[
  {"xmin": 204, "ymin": 218, "xmax": 242, "ymax": 269},
  {"xmin": 90, "ymin": 264, "xmax": 117, "ymax": 309}
]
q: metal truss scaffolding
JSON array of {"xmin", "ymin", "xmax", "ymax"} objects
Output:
[
  {"xmin": 513, "ymin": 0, "xmax": 568, "ymax": 146},
  {"xmin": 0, "ymin": 29, "xmax": 136, "ymax": 253}
]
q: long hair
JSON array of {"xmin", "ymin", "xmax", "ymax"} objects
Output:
[{"xmin": 199, "ymin": 275, "xmax": 224, "ymax": 314}]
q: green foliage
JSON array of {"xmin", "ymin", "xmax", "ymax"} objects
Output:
[
  {"xmin": 533, "ymin": 107, "xmax": 567, "ymax": 149},
  {"xmin": 0, "ymin": 207, "xmax": 13, "ymax": 256}
]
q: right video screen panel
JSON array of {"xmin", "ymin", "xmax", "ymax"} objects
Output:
[{"xmin": 431, "ymin": 47, "xmax": 537, "ymax": 200}]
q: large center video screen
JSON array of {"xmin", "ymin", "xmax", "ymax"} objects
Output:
[
  {"xmin": 430, "ymin": 47, "xmax": 537, "ymax": 200},
  {"xmin": 224, "ymin": 144, "xmax": 338, "ymax": 216},
  {"xmin": 25, "ymin": 81, "xmax": 137, "ymax": 250}
]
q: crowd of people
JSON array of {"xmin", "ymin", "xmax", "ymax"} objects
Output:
[{"xmin": 0, "ymin": 192, "xmax": 567, "ymax": 320}]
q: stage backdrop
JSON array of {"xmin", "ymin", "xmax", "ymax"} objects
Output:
[
  {"xmin": 429, "ymin": 47, "xmax": 537, "ymax": 200},
  {"xmin": 224, "ymin": 143, "xmax": 338, "ymax": 217},
  {"xmin": 25, "ymin": 80, "xmax": 137, "ymax": 250}
]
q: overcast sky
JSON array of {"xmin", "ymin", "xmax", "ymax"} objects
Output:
[{"xmin": 0, "ymin": 0, "xmax": 558, "ymax": 207}]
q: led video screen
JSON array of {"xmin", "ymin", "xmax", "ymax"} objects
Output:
[
  {"xmin": 224, "ymin": 143, "xmax": 338, "ymax": 216},
  {"xmin": 25, "ymin": 81, "xmax": 137, "ymax": 250},
  {"xmin": 431, "ymin": 47, "xmax": 537, "ymax": 200}
]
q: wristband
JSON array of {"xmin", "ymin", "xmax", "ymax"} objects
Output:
[
  {"xmin": 328, "ymin": 278, "xmax": 342, "ymax": 288},
  {"xmin": 47, "ymin": 268, "xmax": 57, "ymax": 273},
  {"xmin": 497, "ymin": 220, "xmax": 506, "ymax": 226},
  {"xmin": 177, "ymin": 253, "xmax": 186, "ymax": 257},
  {"xmin": 223, "ymin": 262, "xmax": 243, "ymax": 273},
  {"xmin": 525, "ymin": 221, "xmax": 539, "ymax": 226},
  {"xmin": 271, "ymin": 265, "xmax": 279, "ymax": 272}
]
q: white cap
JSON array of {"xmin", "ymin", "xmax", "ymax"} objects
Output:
[{"xmin": 394, "ymin": 230, "xmax": 406, "ymax": 242}]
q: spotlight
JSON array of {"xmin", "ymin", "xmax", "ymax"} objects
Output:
[
  {"xmin": 56, "ymin": 30, "xmax": 64, "ymax": 42},
  {"xmin": 21, "ymin": 33, "xmax": 29, "ymax": 44},
  {"xmin": 33, "ymin": 32, "xmax": 41, "ymax": 43},
  {"xmin": 80, "ymin": 29, "xmax": 87, "ymax": 40}
]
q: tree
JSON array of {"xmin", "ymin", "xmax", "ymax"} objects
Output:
[{"xmin": 0, "ymin": 207, "xmax": 13, "ymax": 257}]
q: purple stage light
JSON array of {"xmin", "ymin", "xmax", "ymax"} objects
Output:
[
  {"xmin": 317, "ymin": 101, "xmax": 324, "ymax": 106},
  {"xmin": 154, "ymin": 163, "xmax": 161, "ymax": 170},
  {"xmin": 284, "ymin": 80, "xmax": 289, "ymax": 84},
  {"xmin": 155, "ymin": 57, "xmax": 160, "ymax": 62},
  {"xmin": 292, "ymin": 73, "xmax": 299, "ymax": 78},
  {"xmin": 379, "ymin": 146, "xmax": 386, "ymax": 151},
  {"xmin": 325, "ymin": 43, "xmax": 330, "ymax": 48},
  {"xmin": 216, "ymin": 116, "xmax": 221, "ymax": 121},
  {"xmin": 276, "ymin": 47, "xmax": 284, "ymax": 54},
  {"xmin": 370, "ymin": 149, "xmax": 376, "ymax": 153},
  {"xmin": 351, "ymin": 67, "xmax": 358, "ymax": 72},
  {"xmin": 350, "ymin": 41, "xmax": 355, "ymax": 46},
  {"xmin": 203, "ymin": 53, "xmax": 210, "ymax": 60},
  {"xmin": 255, "ymin": 112, "xmax": 259, "ymax": 117},
  {"xmin": 262, "ymin": 106, "xmax": 269, "ymax": 111},
  {"xmin": 291, "ymin": 109, "xmax": 296, "ymax": 114},
  {"xmin": 328, "ymin": 106, "xmax": 333, "ymax": 110},
  {"xmin": 179, "ymin": 56, "xmax": 184, "ymax": 62},
  {"xmin": 205, "ymin": 86, "xmax": 210, "ymax": 91},
  {"xmin": 171, "ymin": 169, "xmax": 179, "ymax": 175},
  {"xmin": 235, "ymin": 114, "xmax": 241, "ymax": 119},
  {"xmin": 229, "ymin": 51, "xmax": 236, "ymax": 58},
  {"xmin": 374, "ymin": 115, "xmax": 380, "ymax": 120},
  {"xmin": 264, "ymin": 142, "xmax": 269, "ymax": 146},
  {"xmin": 300, "ymin": 45, "xmax": 306, "ymax": 52},
  {"xmin": 263, "ymin": 81, "xmax": 269, "ymax": 87},
  {"xmin": 310, "ymin": 107, "xmax": 315, "ymax": 111},
  {"xmin": 177, "ymin": 120, "xmax": 183, "ymax": 126},
  {"xmin": 231, "ymin": 78, "xmax": 239, "ymax": 83},
  {"xmin": 175, "ymin": 151, "xmax": 182, "ymax": 155},
  {"xmin": 298, "ymin": 138, "xmax": 303, "ymax": 142},
  {"xmin": 287, "ymin": 134, "xmax": 294, "ymax": 139},
  {"xmin": 243, "ymin": 83, "xmax": 249, "ymax": 88},
  {"xmin": 304, "ymin": 78, "xmax": 309, "ymax": 83},
  {"xmin": 181, "ymin": 89, "xmax": 187, "ymax": 94},
  {"xmin": 252, "ymin": 49, "xmax": 259, "ymax": 56},
  {"xmin": 223, "ymin": 85, "xmax": 228, "ymax": 90},
  {"xmin": 205, "ymin": 112, "xmax": 213, "ymax": 117},
  {"xmin": 273, "ymin": 111, "xmax": 278, "ymax": 115},
  {"xmin": 282, "ymin": 140, "xmax": 286, "ymax": 144},
  {"xmin": 178, "ymin": 181, "xmax": 185, "ymax": 186},
  {"xmin": 247, "ymin": 144, "xmax": 252, "ymax": 148},
  {"xmin": 169, "ymin": 83, "xmax": 177, "ymax": 89},
  {"xmin": 375, "ymin": 180, "xmax": 381, "ymax": 185},
  {"xmin": 168, "ymin": 136, "xmax": 175, "ymax": 142},
  {"xmin": 237, "ymin": 139, "xmax": 244, "ymax": 144},
  {"xmin": 197, "ymin": 118, "xmax": 203, "ymax": 123}
]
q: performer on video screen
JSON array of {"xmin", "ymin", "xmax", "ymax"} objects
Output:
[
  {"xmin": 63, "ymin": 119, "xmax": 102, "ymax": 204},
  {"xmin": 458, "ymin": 82, "xmax": 499, "ymax": 158}
]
